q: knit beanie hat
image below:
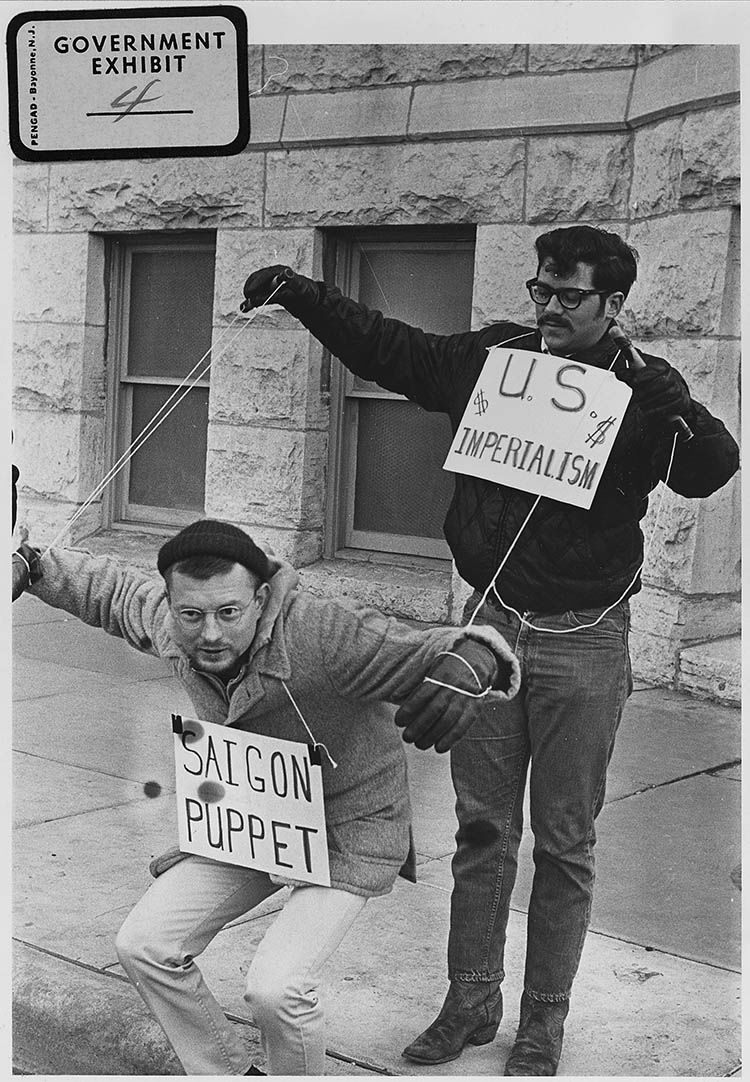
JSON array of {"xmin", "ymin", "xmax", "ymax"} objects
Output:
[{"xmin": 157, "ymin": 519, "xmax": 272, "ymax": 581}]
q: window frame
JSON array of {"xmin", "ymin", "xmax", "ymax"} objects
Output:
[
  {"xmin": 325, "ymin": 227, "xmax": 475, "ymax": 563},
  {"xmin": 104, "ymin": 231, "xmax": 215, "ymax": 531}
]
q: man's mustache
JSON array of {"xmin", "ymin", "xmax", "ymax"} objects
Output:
[{"xmin": 539, "ymin": 315, "xmax": 570, "ymax": 329}]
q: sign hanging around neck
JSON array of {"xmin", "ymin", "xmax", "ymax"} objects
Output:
[
  {"xmin": 443, "ymin": 346, "xmax": 632, "ymax": 510},
  {"xmin": 173, "ymin": 715, "xmax": 331, "ymax": 887}
]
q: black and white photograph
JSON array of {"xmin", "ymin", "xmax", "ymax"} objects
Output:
[{"xmin": 6, "ymin": 1, "xmax": 744, "ymax": 1075}]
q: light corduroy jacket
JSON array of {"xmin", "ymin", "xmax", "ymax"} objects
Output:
[{"xmin": 31, "ymin": 546, "xmax": 518, "ymax": 897}]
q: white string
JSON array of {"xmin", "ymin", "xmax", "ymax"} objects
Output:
[
  {"xmin": 465, "ymin": 344, "xmax": 680, "ymax": 635},
  {"xmin": 421, "ymin": 648, "xmax": 493, "ymax": 699},
  {"xmin": 467, "ymin": 431, "xmax": 680, "ymax": 635},
  {"xmin": 464, "ymin": 495, "xmax": 543, "ymax": 634},
  {"xmin": 40, "ymin": 283, "xmax": 284, "ymax": 557},
  {"xmin": 42, "ymin": 322, "xmax": 228, "ymax": 551},
  {"xmin": 12, "ymin": 550, "xmax": 31, "ymax": 577},
  {"xmin": 250, "ymin": 55, "xmax": 289, "ymax": 95},
  {"xmin": 42, "ymin": 314, "xmax": 237, "ymax": 550},
  {"xmin": 38, "ymin": 59, "xmax": 389, "ymax": 559},
  {"xmin": 435, "ymin": 649, "xmax": 484, "ymax": 688},
  {"xmin": 34, "ymin": 65, "xmax": 395, "ymax": 558},
  {"xmin": 281, "ymin": 679, "xmax": 338, "ymax": 768},
  {"xmin": 285, "ymin": 92, "xmax": 394, "ymax": 317},
  {"xmin": 424, "ymin": 676, "xmax": 493, "ymax": 699}
]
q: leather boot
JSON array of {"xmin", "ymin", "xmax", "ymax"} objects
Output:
[
  {"xmin": 402, "ymin": 980, "xmax": 503, "ymax": 1064},
  {"xmin": 504, "ymin": 991, "xmax": 569, "ymax": 1076}
]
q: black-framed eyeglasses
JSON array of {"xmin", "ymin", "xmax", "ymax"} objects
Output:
[{"xmin": 525, "ymin": 278, "xmax": 609, "ymax": 311}]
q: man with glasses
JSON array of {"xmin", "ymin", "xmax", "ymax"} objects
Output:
[
  {"xmin": 12, "ymin": 517, "xmax": 519, "ymax": 1075},
  {"xmin": 241, "ymin": 225, "xmax": 739, "ymax": 1075}
]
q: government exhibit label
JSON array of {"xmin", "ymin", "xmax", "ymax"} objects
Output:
[
  {"xmin": 6, "ymin": 6, "xmax": 249, "ymax": 161},
  {"xmin": 172, "ymin": 715, "xmax": 331, "ymax": 886},
  {"xmin": 443, "ymin": 346, "xmax": 632, "ymax": 510}
]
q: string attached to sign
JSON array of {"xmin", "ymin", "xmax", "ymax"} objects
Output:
[
  {"xmin": 281, "ymin": 679, "xmax": 338, "ymax": 769},
  {"xmin": 462, "ymin": 341, "xmax": 681, "ymax": 636},
  {"xmin": 36, "ymin": 75, "xmax": 397, "ymax": 560},
  {"xmin": 465, "ymin": 430, "xmax": 679, "ymax": 636},
  {"xmin": 173, "ymin": 712, "xmax": 332, "ymax": 884},
  {"xmin": 39, "ymin": 281, "xmax": 284, "ymax": 559}
]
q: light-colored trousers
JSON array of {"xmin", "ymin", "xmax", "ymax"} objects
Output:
[{"xmin": 115, "ymin": 854, "xmax": 367, "ymax": 1075}]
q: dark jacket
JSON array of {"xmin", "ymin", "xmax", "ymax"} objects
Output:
[{"xmin": 290, "ymin": 285, "xmax": 739, "ymax": 612}]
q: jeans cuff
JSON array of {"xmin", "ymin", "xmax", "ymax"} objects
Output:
[
  {"xmin": 450, "ymin": 970, "xmax": 505, "ymax": 984},
  {"xmin": 525, "ymin": 988, "xmax": 569, "ymax": 1004}
]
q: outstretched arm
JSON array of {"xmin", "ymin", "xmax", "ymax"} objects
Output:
[
  {"xmin": 12, "ymin": 542, "xmax": 40, "ymax": 601},
  {"xmin": 24, "ymin": 546, "xmax": 168, "ymax": 657},
  {"xmin": 394, "ymin": 629, "xmax": 520, "ymax": 752},
  {"xmin": 295, "ymin": 595, "xmax": 520, "ymax": 753},
  {"xmin": 241, "ymin": 265, "xmax": 482, "ymax": 414}
]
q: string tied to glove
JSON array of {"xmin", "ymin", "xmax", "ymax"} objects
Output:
[
  {"xmin": 423, "ymin": 649, "xmax": 495, "ymax": 699},
  {"xmin": 241, "ymin": 265, "xmax": 320, "ymax": 314},
  {"xmin": 394, "ymin": 633, "xmax": 519, "ymax": 754}
]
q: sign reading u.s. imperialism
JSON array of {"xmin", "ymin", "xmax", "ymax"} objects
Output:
[
  {"xmin": 6, "ymin": 6, "xmax": 249, "ymax": 161},
  {"xmin": 443, "ymin": 346, "xmax": 632, "ymax": 510},
  {"xmin": 172, "ymin": 715, "xmax": 331, "ymax": 886}
]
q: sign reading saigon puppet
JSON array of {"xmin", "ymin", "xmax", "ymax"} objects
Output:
[
  {"xmin": 173, "ymin": 716, "xmax": 331, "ymax": 887},
  {"xmin": 443, "ymin": 346, "xmax": 632, "ymax": 510}
]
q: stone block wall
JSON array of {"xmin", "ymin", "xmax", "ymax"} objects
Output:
[
  {"xmin": 12, "ymin": 230, "xmax": 108, "ymax": 541},
  {"xmin": 12, "ymin": 43, "xmax": 740, "ymax": 685}
]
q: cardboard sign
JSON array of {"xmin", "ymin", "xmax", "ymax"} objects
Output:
[
  {"xmin": 6, "ymin": 6, "xmax": 249, "ymax": 161},
  {"xmin": 173, "ymin": 715, "xmax": 330, "ymax": 886},
  {"xmin": 443, "ymin": 346, "xmax": 632, "ymax": 509}
]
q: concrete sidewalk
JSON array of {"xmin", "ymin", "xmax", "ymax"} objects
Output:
[{"xmin": 12, "ymin": 591, "xmax": 741, "ymax": 1076}]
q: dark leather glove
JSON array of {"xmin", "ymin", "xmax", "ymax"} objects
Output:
[
  {"xmin": 241, "ymin": 265, "xmax": 319, "ymax": 313},
  {"xmin": 629, "ymin": 364, "xmax": 692, "ymax": 431},
  {"xmin": 395, "ymin": 637, "xmax": 518, "ymax": 754},
  {"xmin": 12, "ymin": 542, "xmax": 41, "ymax": 601}
]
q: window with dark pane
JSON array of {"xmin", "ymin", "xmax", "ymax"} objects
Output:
[
  {"xmin": 331, "ymin": 229, "xmax": 475, "ymax": 558},
  {"xmin": 127, "ymin": 248, "xmax": 215, "ymax": 379},
  {"xmin": 128, "ymin": 385, "xmax": 208, "ymax": 511},
  {"xmin": 108, "ymin": 233, "xmax": 215, "ymax": 525}
]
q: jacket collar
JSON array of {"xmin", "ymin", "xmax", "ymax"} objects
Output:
[
  {"xmin": 506, "ymin": 323, "xmax": 625, "ymax": 374},
  {"xmin": 247, "ymin": 598, "xmax": 293, "ymax": 681},
  {"xmin": 571, "ymin": 332, "xmax": 624, "ymax": 373}
]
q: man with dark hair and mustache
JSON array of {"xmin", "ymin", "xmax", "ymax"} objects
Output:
[{"xmin": 241, "ymin": 226, "xmax": 738, "ymax": 1076}]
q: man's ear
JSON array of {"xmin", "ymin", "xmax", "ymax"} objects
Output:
[
  {"xmin": 605, "ymin": 292, "xmax": 624, "ymax": 319},
  {"xmin": 256, "ymin": 582, "xmax": 271, "ymax": 610}
]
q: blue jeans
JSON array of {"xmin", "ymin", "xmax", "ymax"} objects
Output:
[{"xmin": 448, "ymin": 596, "xmax": 632, "ymax": 1002}]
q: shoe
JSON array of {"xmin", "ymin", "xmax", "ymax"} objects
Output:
[
  {"xmin": 504, "ymin": 991, "xmax": 569, "ymax": 1076},
  {"xmin": 402, "ymin": 981, "xmax": 503, "ymax": 1065}
]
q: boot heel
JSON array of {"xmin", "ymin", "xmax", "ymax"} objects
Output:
[{"xmin": 469, "ymin": 1019, "xmax": 500, "ymax": 1046}]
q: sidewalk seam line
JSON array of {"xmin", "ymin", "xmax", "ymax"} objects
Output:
[
  {"xmin": 606, "ymin": 758, "xmax": 741, "ymax": 803},
  {"xmin": 504, "ymin": 916, "xmax": 741, "ymax": 976},
  {"xmin": 13, "ymin": 747, "xmax": 177, "ymax": 793},
  {"xmin": 14, "ymin": 937, "xmax": 130, "ymax": 980}
]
